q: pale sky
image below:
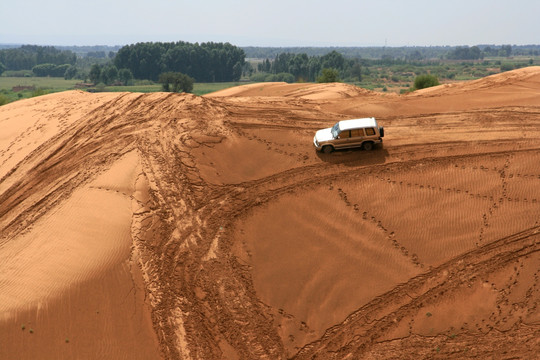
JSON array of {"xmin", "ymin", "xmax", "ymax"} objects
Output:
[{"xmin": 1, "ymin": 0, "xmax": 538, "ymax": 47}]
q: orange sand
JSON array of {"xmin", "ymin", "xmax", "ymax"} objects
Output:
[{"xmin": 1, "ymin": 68, "xmax": 540, "ymax": 359}]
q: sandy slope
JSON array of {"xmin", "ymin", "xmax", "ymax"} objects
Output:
[{"xmin": 1, "ymin": 67, "xmax": 540, "ymax": 359}]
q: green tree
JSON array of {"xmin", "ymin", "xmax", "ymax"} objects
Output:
[
  {"xmin": 101, "ymin": 65, "xmax": 118, "ymax": 85},
  {"xmin": 288, "ymin": 53, "xmax": 309, "ymax": 81},
  {"xmin": 0, "ymin": 61, "xmax": 5, "ymax": 76},
  {"xmin": 118, "ymin": 68, "xmax": 134, "ymax": 85},
  {"xmin": 0, "ymin": 94, "xmax": 9, "ymax": 106},
  {"xmin": 242, "ymin": 62, "xmax": 254, "ymax": 77},
  {"xmin": 31, "ymin": 88, "xmax": 49, "ymax": 97},
  {"xmin": 250, "ymin": 72, "xmax": 269, "ymax": 82},
  {"xmin": 32, "ymin": 63, "xmax": 56, "ymax": 76},
  {"xmin": 500, "ymin": 63, "xmax": 514, "ymax": 72},
  {"xmin": 499, "ymin": 45, "xmax": 512, "ymax": 57},
  {"xmin": 272, "ymin": 53, "xmax": 294, "ymax": 74},
  {"xmin": 447, "ymin": 46, "xmax": 483, "ymax": 60},
  {"xmin": 414, "ymin": 74, "xmax": 439, "ymax": 90},
  {"xmin": 308, "ymin": 57, "xmax": 321, "ymax": 82},
  {"xmin": 89, "ymin": 64, "xmax": 102, "ymax": 84},
  {"xmin": 232, "ymin": 62, "xmax": 243, "ymax": 81},
  {"xmin": 350, "ymin": 60, "xmax": 362, "ymax": 81},
  {"xmin": 175, "ymin": 73, "xmax": 194, "ymax": 93},
  {"xmin": 159, "ymin": 72, "xmax": 194, "ymax": 93},
  {"xmin": 159, "ymin": 72, "xmax": 174, "ymax": 91},
  {"xmin": 320, "ymin": 51, "xmax": 345, "ymax": 70},
  {"xmin": 0, "ymin": 45, "xmax": 75, "ymax": 71},
  {"xmin": 266, "ymin": 72, "xmax": 295, "ymax": 83},
  {"xmin": 32, "ymin": 63, "xmax": 70, "ymax": 77},
  {"xmin": 317, "ymin": 68, "xmax": 340, "ymax": 83},
  {"xmin": 64, "ymin": 65, "xmax": 78, "ymax": 80},
  {"xmin": 258, "ymin": 58, "xmax": 271, "ymax": 72},
  {"xmin": 115, "ymin": 41, "xmax": 245, "ymax": 82}
]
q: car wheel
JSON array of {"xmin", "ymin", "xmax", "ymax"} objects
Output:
[
  {"xmin": 322, "ymin": 145, "xmax": 333, "ymax": 154},
  {"xmin": 362, "ymin": 142, "xmax": 373, "ymax": 151}
]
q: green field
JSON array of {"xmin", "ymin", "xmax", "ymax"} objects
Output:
[
  {"xmin": 0, "ymin": 77, "xmax": 80, "ymax": 90},
  {"xmin": 0, "ymin": 77, "xmax": 248, "ymax": 105}
]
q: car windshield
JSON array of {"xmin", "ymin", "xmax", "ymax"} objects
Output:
[{"xmin": 331, "ymin": 123, "xmax": 340, "ymax": 138}]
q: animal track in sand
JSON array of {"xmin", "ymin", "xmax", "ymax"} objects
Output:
[{"xmin": 335, "ymin": 186, "xmax": 425, "ymax": 269}]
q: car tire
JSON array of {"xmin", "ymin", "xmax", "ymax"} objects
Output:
[
  {"xmin": 322, "ymin": 145, "xmax": 333, "ymax": 154},
  {"xmin": 362, "ymin": 142, "xmax": 373, "ymax": 151}
]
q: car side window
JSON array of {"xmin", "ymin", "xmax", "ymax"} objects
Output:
[
  {"xmin": 365, "ymin": 128, "xmax": 376, "ymax": 136},
  {"xmin": 350, "ymin": 129, "xmax": 364, "ymax": 137},
  {"xmin": 339, "ymin": 130, "xmax": 351, "ymax": 138}
]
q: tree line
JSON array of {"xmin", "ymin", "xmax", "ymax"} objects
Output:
[
  {"xmin": 250, "ymin": 43, "xmax": 540, "ymax": 83},
  {"xmin": 244, "ymin": 44, "xmax": 540, "ymax": 61},
  {"xmin": 88, "ymin": 64, "xmax": 134, "ymax": 85},
  {"xmin": 445, "ymin": 45, "xmax": 513, "ymax": 60},
  {"xmin": 113, "ymin": 41, "xmax": 245, "ymax": 82},
  {"xmin": 0, "ymin": 45, "xmax": 76, "ymax": 71},
  {"xmin": 0, "ymin": 42, "xmax": 245, "ymax": 84},
  {"xmin": 254, "ymin": 51, "xmax": 362, "ymax": 83}
]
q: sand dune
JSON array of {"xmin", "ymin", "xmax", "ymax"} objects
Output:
[
  {"xmin": 1, "ymin": 67, "xmax": 539, "ymax": 359},
  {"xmin": 208, "ymin": 81, "xmax": 379, "ymax": 100}
]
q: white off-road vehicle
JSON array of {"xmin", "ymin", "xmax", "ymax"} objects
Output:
[{"xmin": 313, "ymin": 117, "xmax": 384, "ymax": 153}]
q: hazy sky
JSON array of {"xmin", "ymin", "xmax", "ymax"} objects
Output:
[{"xmin": 1, "ymin": 0, "xmax": 538, "ymax": 47}]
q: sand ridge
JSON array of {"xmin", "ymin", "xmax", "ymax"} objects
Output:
[
  {"xmin": 1, "ymin": 67, "xmax": 540, "ymax": 359},
  {"xmin": 207, "ymin": 81, "xmax": 383, "ymax": 100}
]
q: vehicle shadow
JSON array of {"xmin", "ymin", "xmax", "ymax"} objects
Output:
[{"xmin": 315, "ymin": 145, "xmax": 389, "ymax": 166}]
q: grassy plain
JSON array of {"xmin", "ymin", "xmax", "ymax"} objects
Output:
[
  {"xmin": 0, "ymin": 77, "xmax": 80, "ymax": 90},
  {"xmin": 0, "ymin": 77, "xmax": 246, "ymax": 104}
]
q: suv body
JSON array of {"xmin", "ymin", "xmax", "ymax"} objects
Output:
[{"xmin": 313, "ymin": 117, "xmax": 384, "ymax": 153}]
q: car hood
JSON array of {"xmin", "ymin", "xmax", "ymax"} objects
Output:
[{"xmin": 315, "ymin": 128, "xmax": 334, "ymax": 142}]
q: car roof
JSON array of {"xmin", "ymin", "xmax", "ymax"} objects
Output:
[{"xmin": 338, "ymin": 118, "xmax": 377, "ymax": 131}]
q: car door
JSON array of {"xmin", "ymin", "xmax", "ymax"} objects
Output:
[
  {"xmin": 349, "ymin": 128, "xmax": 365, "ymax": 147},
  {"xmin": 334, "ymin": 130, "xmax": 351, "ymax": 148}
]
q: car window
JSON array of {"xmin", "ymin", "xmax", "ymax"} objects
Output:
[
  {"xmin": 365, "ymin": 128, "xmax": 376, "ymax": 136},
  {"xmin": 331, "ymin": 123, "xmax": 340, "ymax": 138},
  {"xmin": 350, "ymin": 129, "xmax": 364, "ymax": 137},
  {"xmin": 339, "ymin": 130, "xmax": 350, "ymax": 138}
]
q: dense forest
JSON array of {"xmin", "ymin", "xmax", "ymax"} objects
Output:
[
  {"xmin": 0, "ymin": 42, "xmax": 246, "ymax": 83},
  {"xmin": 0, "ymin": 45, "xmax": 76, "ymax": 71},
  {"xmin": 114, "ymin": 41, "xmax": 245, "ymax": 82}
]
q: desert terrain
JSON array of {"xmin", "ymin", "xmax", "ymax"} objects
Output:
[{"xmin": 1, "ymin": 67, "xmax": 540, "ymax": 359}]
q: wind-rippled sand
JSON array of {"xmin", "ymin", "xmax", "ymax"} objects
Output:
[{"xmin": 1, "ymin": 68, "xmax": 540, "ymax": 359}]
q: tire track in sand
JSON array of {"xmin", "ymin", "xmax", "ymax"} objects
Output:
[{"xmin": 293, "ymin": 225, "xmax": 540, "ymax": 359}]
